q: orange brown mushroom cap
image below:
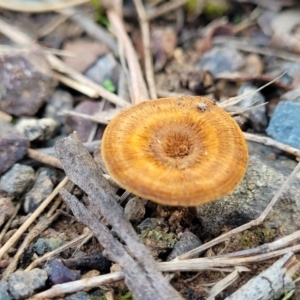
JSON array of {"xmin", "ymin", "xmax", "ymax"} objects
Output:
[{"xmin": 101, "ymin": 96, "xmax": 248, "ymax": 207}]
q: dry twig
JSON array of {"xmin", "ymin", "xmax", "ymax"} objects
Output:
[
  {"xmin": 2, "ymin": 210, "xmax": 61, "ymax": 278},
  {"xmin": 107, "ymin": 10, "xmax": 149, "ymax": 103},
  {"xmin": 244, "ymin": 132, "xmax": 300, "ymax": 159},
  {"xmin": 146, "ymin": 0, "xmax": 187, "ymax": 21},
  {"xmin": 27, "ymin": 148, "xmax": 63, "ymax": 169},
  {"xmin": 133, "ymin": 0, "xmax": 157, "ymax": 99}
]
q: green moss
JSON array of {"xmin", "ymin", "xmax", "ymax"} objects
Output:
[
  {"xmin": 241, "ymin": 228, "xmax": 275, "ymax": 247},
  {"xmin": 203, "ymin": 2, "xmax": 228, "ymax": 19},
  {"xmin": 118, "ymin": 292, "xmax": 133, "ymax": 300},
  {"xmin": 141, "ymin": 229, "xmax": 177, "ymax": 248}
]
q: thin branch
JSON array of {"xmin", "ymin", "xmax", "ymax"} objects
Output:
[
  {"xmin": 146, "ymin": 0, "xmax": 188, "ymax": 21},
  {"xmin": 107, "ymin": 10, "xmax": 149, "ymax": 104},
  {"xmin": 0, "ymin": 0, "xmax": 89, "ymax": 12},
  {"xmin": 244, "ymin": 132, "xmax": 300, "ymax": 159},
  {"xmin": 27, "ymin": 148, "xmax": 63, "ymax": 169},
  {"xmin": 134, "ymin": 0, "xmax": 157, "ymax": 99}
]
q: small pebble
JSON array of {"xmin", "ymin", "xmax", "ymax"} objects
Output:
[
  {"xmin": 124, "ymin": 197, "xmax": 145, "ymax": 222},
  {"xmin": 65, "ymin": 291, "xmax": 91, "ymax": 300},
  {"xmin": 15, "ymin": 117, "xmax": 58, "ymax": 141},
  {"xmin": 0, "ymin": 198, "xmax": 15, "ymax": 228},
  {"xmin": 167, "ymin": 231, "xmax": 202, "ymax": 260},
  {"xmin": 34, "ymin": 237, "xmax": 66, "ymax": 255},
  {"xmin": 0, "ymin": 50, "xmax": 57, "ymax": 116},
  {"xmin": 43, "ymin": 89, "xmax": 74, "ymax": 125},
  {"xmin": 63, "ymin": 251, "xmax": 111, "ymax": 273},
  {"xmin": 85, "ymin": 53, "xmax": 119, "ymax": 88},
  {"xmin": 0, "ymin": 122, "xmax": 29, "ymax": 175},
  {"xmin": 0, "ymin": 280, "xmax": 12, "ymax": 300},
  {"xmin": 137, "ymin": 218, "xmax": 159, "ymax": 233},
  {"xmin": 0, "ymin": 164, "xmax": 35, "ymax": 196},
  {"xmin": 7, "ymin": 268, "xmax": 47, "ymax": 300},
  {"xmin": 237, "ymin": 84, "xmax": 267, "ymax": 132},
  {"xmin": 197, "ymin": 47, "xmax": 244, "ymax": 76},
  {"xmin": 24, "ymin": 167, "xmax": 56, "ymax": 213},
  {"xmin": 266, "ymin": 101, "xmax": 300, "ymax": 149},
  {"xmin": 45, "ymin": 258, "xmax": 80, "ymax": 285}
]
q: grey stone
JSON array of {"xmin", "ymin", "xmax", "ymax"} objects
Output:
[
  {"xmin": 24, "ymin": 167, "xmax": 56, "ymax": 213},
  {"xmin": 45, "ymin": 259, "xmax": 80, "ymax": 285},
  {"xmin": 137, "ymin": 218, "xmax": 159, "ymax": 232},
  {"xmin": 0, "ymin": 279, "xmax": 11, "ymax": 300},
  {"xmin": 0, "ymin": 122, "xmax": 29, "ymax": 175},
  {"xmin": 197, "ymin": 154, "xmax": 300, "ymax": 236},
  {"xmin": 124, "ymin": 197, "xmax": 145, "ymax": 222},
  {"xmin": 0, "ymin": 164, "xmax": 35, "ymax": 196},
  {"xmin": 65, "ymin": 291, "xmax": 91, "ymax": 300},
  {"xmin": 15, "ymin": 117, "xmax": 58, "ymax": 141},
  {"xmin": 34, "ymin": 237, "xmax": 66, "ymax": 255},
  {"xmin": 43, "ymin": 89, "xmax": 74, "ymax": 125},
  {"xmin": 237, "ymin": 84, "xmax": 267, "ymax": 132},
  {"xmin": 197, "ymin": 47, "xmax": 244, "ymax": 76},
  {"xmin": 0, "ymin": 198, "xmax": 15, "ymax": 228},
  {"xmin": 7, "ymin": 269, "xmax": 47, "ymax": 300},
  {"xmin": 85, "ymin": 53, "xmax": 119, "ymax": 88},
  {"xmin": 0, "ymin": 289, "xmax": 12, "ymax": 300},
  {"xmin": 0, "ymin": 50, "xmax": 57, "ymax": 116},
  {"xmin": 266, "ymin": 101, "xmax": 300, "ymax": 149},
  {"xmin": 167, "ymin": 231, "xmax": 202, "ymax": 260}
]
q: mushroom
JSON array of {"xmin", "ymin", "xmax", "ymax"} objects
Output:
[{"xmin": 101, "ymin": 96, "xmax": 248, "ymax": 206}]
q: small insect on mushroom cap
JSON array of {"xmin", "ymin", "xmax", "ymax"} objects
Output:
[{"xmin": 101, "ymin": 96, "xmax": 248, "ymax": 207}]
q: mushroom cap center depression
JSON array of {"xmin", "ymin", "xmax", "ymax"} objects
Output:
[{"xmin": 148, "ymin": 123, "xmax": 204, "ymax": 170}]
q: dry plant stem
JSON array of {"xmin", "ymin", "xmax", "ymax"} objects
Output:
[
  {"xmin": 55, "ymin": 133, "xmax": 183, "ymax": 299},
  {"xmin": 0, "ymin": 176, "xmax": 69, "ymax": 260},
  {"xmin": 160, "ymin": 243, "xmax": 300, "ymax": 272},
  {"xmin": 146, "ymin": 0, "xmax": 188, "ymax": 21},
  {"xmin": 207, "ymin": 270, "xmax": 239, "ymax": 300},
  {"xmin": 0, "ymin": 200, "xmax": 22, "ymax": 245},
  {"xmin": 25, "ymin": 230, "xmax": 92, "ymax": 271},
  {"xmin": 134, "ymin": 0, "xmax": 157, "ymax": 99},
  {"xmin": 213, "ymin": 36, "xmax": 300, "ymax": 64},
  {"xmin": 218, "ymin": 229, "xmax": 300, "ymax": 259},
  {"xmin": 47, "ymin": 55, "xmax": 130, "ymax": 108},
  {"xmin": 27, "ymin": 148, "xmax": 63, "ymax": 169},
  {"xmin": 61, "ymin": 110, "xmax": 110, "ymax": 125},
  {"xmin": 53, "ymin": 72, "xmax": 98, "ymax": 98},
  {"xmin": 31, "ymin": 272, "xmax": 124, "ymax": 299},
  {"xmin": 60, "ymin": 7, "xmax": 118, "ymax": 56},
  {"xmin": 0, "ymin": 16, "xmax": 129, "ymax": 108},
  {"xmin": 244, "ymin": 132, "xmax": 300, "ymax": 159},
  {"xmin": 0, "ymin": 0, "xmax": 89, "ymax": 12},
  {"xmin": 38, "ymin": 14, "xmax": 69, "ymax": 38},
  {"xmin": 225, "ymin": 252, "xmax": 300, "ymax": 300},
  {"xmin": 2, "ymin": 210, "xmax": 61, "ymax": 279},
  {"xmin": 107, "ymin": 10, "xmax": 149, "ymax": 103},
  {"xmin": 177, "ymin": 160, "xmax": 300, "ymax": 260}
]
